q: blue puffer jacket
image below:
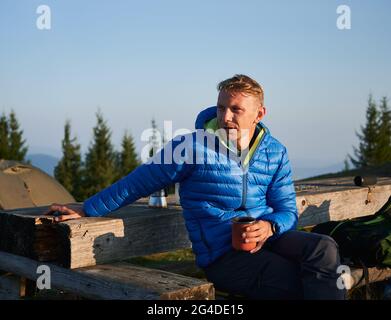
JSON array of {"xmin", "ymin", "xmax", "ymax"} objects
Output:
[{"xmin": 83, "ymin": 106, "xmax": 298, "ymax": 268}]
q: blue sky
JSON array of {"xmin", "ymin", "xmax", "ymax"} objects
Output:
[{"xmin": 1, "ymin": 0, "xmax": 390, "ymax": 171}]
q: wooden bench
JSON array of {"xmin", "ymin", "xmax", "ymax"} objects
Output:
[
  {"xmin": 0, "ymin": 204, "xmax": 214, "ymax": 300},
  {"xmin": 0, "ymin": 176, "xmax": 390, "ymax": 299},
  {"xmin": 0, "ymin": 251, "xmax": 214, "ymax": 300}
]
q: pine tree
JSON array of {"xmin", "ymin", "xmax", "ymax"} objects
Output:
[
  {"xmin": 116, "ymin": 131, "xmax": 139, "ymax": 179},
  {"xmin": 83, "ymin": 111, "xmax": 116, "ymax": 198},
  {"xmin": 375, "ymin": 97, "xmax": 391, "ymax": 165},
  {"xmin": 343, "ymin": 156, "xmax": 350, "ymax": 172},
  {"xmin": 8, "ymin": 111, "xmax": 28, "ymax": 161},
  {"xmin": 349, "ymin": 95, "xmax": 379, "ymax": 168},
  {"xmin": 0, "ymin": 113, "xmax": 9, "ymax": 159},
  {"xmin": 54, "ymin": 121, "xmax": 84, "ymax": 201}
]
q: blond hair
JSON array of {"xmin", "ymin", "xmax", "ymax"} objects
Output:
[{"xmin": 217, "ymin": 74, "xmax": 264, "ymax": 105}]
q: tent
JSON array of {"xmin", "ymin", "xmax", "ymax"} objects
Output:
[{"xmin": 0, "ymin": 159, "xmax": 75, "ymax": 210}]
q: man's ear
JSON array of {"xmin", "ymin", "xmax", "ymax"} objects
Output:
[{"xmin": 254, "ymin": 106, "xmax": 266, "ymax": 124}]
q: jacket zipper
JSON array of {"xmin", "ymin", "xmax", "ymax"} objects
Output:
[
  {"xmin": 238, "ymin": 129, "xmax": 267, "ymax": 210},
  {"xmin": 240, "ymin": 172, "xmax": 248, "ymax": 209}
]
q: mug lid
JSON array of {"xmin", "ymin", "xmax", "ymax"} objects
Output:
[{"xmin": 231, "ymin": 216, "xmax": 256, "ymax": 223}]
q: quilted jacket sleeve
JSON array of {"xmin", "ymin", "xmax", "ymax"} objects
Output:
[
  {"xmin": 261, "ymin": 147, "xmax": 298, "ymax": 237},
  {"xmin": 83, "ymin": 138, "xmax": 194, "ymax": 217}
]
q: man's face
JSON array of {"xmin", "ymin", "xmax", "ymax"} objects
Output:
[{"xmin": 216, "ymin": 90, "xmax": 265, "ymax": 148}]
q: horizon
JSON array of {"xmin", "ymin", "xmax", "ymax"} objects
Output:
[{"xmin": 25, "ymin": 149, "xmax": 347, "ymax": 181}]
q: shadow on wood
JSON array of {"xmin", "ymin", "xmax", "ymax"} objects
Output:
[{"xmin": 298, "ymin": 200, "xmax": 331, "ymax": 228}]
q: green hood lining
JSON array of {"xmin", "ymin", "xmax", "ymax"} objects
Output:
[{"xmin": 204, "ymin": 117, "xmax": 265, "ymax": 167}]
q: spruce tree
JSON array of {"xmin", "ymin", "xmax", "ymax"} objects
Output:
[
  {"xmin": 54, "ymin": 121, "xmax": 84, "ymax": 201},
  {"xmin": 116, "ymin": 131, "xmax": 139, "ymax": 179},
  {"xmin": 83, "ymin": 111, "xmax": 116, "ymax": 198},
  {"xmin": 376, "ymin": 97, "xmax": 391, "ymax": 165},
  {"xmin": 343, "ymin": 156, "xmax": 350, "ymax": 172},
  {"xmin": 0, "ymin": 113, "xmax": 9, "ymax": 159},
  {"xmin": 8, "ymin": 111, "xmax": 28, "ymax": 161},
  {"xmin": 349, "ymin": 95, "xmax": 379, "ymax": 168}
]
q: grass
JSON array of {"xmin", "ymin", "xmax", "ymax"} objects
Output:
[{"xmin": 126, "ymin": 248, "xmax": 207, "ymax": 280}]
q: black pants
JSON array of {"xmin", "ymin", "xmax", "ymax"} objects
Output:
[{"xmin": 202, "ymin": 230, "xmax": 347, "ymax": 300}]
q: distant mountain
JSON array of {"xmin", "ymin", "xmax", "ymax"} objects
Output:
[
  {"xmin": 300, "ymin": 162, "xmax": 391, "ymax": 181},
  {"xmin": 27, "ymin": 154, "xmax": 59, "ymax": 176},
  {"xmin": 23, "ymin": 154, "xmax": 359, "ymax": 181},
  {"xmin": 291, "ymin": 162, "xmax": 344, "ymax": 181}
]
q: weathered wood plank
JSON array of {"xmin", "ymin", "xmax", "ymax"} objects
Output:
[
  {"xmin": 78, "ymin": 262, "xmax": 214, "ymax": 300},
  {"xmin": 139, "ymin": 177, "xmax": 391, "ymax": 227},
  {"xmin": 67, "ymin": 205, "xmax": 192, "ymax": 268},
  {"xmin": 296, "ymin": 177, "xmax": 391, "ymax": 227},
  {"xmin": 0, "ymin": 211, "xmax": 65, "ymax": 262},
  {"xmin": 0, "ymin": 250, "xmax": 214, "ymax": 300},
  {"xmin": 0, "ymin": 205, "xmax": 192, "ymax": 268}
]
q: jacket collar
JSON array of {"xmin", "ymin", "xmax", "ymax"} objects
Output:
[{"xmin": 195, "ymin": 106, "xmax": 271, "ymax": 153}]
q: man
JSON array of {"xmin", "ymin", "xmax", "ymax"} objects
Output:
[{"xmin": 48, "ymin": 75, "xmax": 346, "ymax": 300}]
